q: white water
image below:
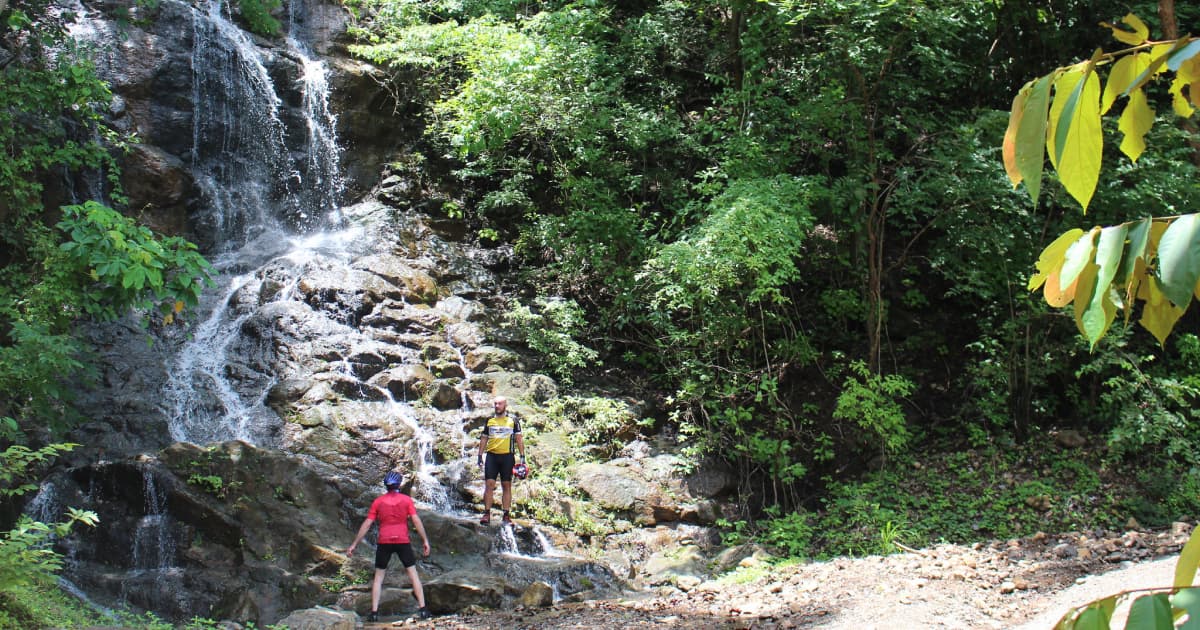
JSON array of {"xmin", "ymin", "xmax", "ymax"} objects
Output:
[{"xmin": 167, "ymin": 0, "xmax": 347, "ymax": 447}]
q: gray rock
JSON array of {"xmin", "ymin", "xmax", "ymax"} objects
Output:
[{"xmin": 275, "ymin": 607, "xmax": 356, "ymax": 630}]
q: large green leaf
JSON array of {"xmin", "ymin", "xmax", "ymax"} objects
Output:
[
  {"xmin": 1172, "ymin": 588, "xmax": 1200, "ymax": 630},
  {"xmin": 1156, "ymin": 213, "xmax": 1200, "ymax": 309},
  {"xmin": 1051, "ymin": 56, "xmax": 1103, "ymax": 212},
  {"xmin": 1015, "ymin": 74, "xmax": 1054, "ymax": 204},
  {"xmin": 1125, "ymin": 592, "xmax": 1172, "ymax": 630},
  {"xmin": 1061, "ymin": 601, "xmax": 1112, "ymax": 629},
  {"xmin": 1072, "ymin": 262, "xmax": 1102, "ymax": 341},
  {"xmin": 1078, "ymin": 224, "xmax": 1127, "ymax": 346}
]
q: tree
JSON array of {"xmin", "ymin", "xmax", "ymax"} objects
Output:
[{"xmin": 1006, "ymin": 12, "xmax": 1200, "ymax": 347}]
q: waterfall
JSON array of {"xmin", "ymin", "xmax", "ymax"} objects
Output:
[
  {"xmin": 124, "ymin": 468, "xmax": 184, "ymax": 613},
  {"xmin": 167, "ymin": 0, "xmax": 346, "ymax": 446}
]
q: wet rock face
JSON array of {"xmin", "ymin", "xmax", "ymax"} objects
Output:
[{"xmin": 70, "ymin": 0, "xmax": 404, "ymax": 241}]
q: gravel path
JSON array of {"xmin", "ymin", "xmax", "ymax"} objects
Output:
[{"xmin": 370, "ymin": 524, "xmax": 1192, "ymax": 629}]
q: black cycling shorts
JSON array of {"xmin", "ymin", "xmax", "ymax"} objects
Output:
[
  {"xmin": 375, "ymin": 542, "xmax": 416, "ymax": 569},
  {"xmin": 484, "ymin": 453, "xmax": 515, "ymax": 482}
]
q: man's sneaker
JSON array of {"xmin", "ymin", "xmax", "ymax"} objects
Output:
[
  {"xmin": 417, "ymin": 607, "xmax": 433, "ymax": 620},
  {"xmin": 366, "ymin": 611, "xmax": 378, "ymax": 622},
  {"xmin": 479, "ymin": 513, "xmax": 490, "ymax": 525},
  {"xmin": 502, "ymin": 512, "xmax": 513, "ymax": 525}
]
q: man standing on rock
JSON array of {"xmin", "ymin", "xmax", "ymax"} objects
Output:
[
  {"xmin": 477, "ymin": 395, "xmax": 526, "ymax": 525},
  {"xmin": 346, "ymin": 471, "xmax": 433, "ymax": 622}
]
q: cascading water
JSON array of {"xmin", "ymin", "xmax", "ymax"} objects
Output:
[
  {"xmin": 125, "ymin": 468, "xmax": 181, "ymax": 611},
  {"xmin": 166, "ymin": 0, "xmax": 346, "ymax": 447}
]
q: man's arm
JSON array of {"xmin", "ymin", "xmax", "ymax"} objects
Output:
[
  {"xmin": 477, "ymin": 427, "xmax": 487, "ymax": 467},
  {"xmin": 410, "ymin": 513, "xmax": 431, "ymax": 557},
  {"xmin": 345, "ymin": 517, "xmax": 375, "ymax": 555},
  {"xmin": 515, "ymin": 432, "xmax": 526, "ymax": 462}
]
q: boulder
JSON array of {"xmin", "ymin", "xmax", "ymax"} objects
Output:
[
  {"xmin": 275, "ymin": 607, "xmax": 356, "ymax": 630},
  {"xmin": 521, "ymin": 581, "xmax": 555, "ymax": 608},
  {"xmin": 424, "ymin": 571, "xmax": 507, "ymax": 613}
]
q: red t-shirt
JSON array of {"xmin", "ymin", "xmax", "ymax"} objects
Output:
[{"xmin": 367, "ymin": 491, "xmax": 416, "ymax": 544}]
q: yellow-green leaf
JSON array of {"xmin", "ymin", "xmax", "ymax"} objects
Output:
[
  {"xmin": 1016, "ymin": 74, "xmax": 1054, "ymax": 203},
  {"xmin": 1075, "ymin": 224, "xmax": 1127, "ymax": 346},
  {"xmin": 1102, "ymin": 54, "xmax": 1141, "ymax": 114},
  {"xmin": 1170, "ymin": 73, "xmax": 1195, "ymax": 117},
  {"xmin": 1028, "ymin": 228, "xmax": 1085, "ymax": 290},
  {"xmin": 1072, "ymin": 263, "xmax": 1103, "ymax": 340},
  {"xmin": 1118, "ymin": 87, "xmax": 1155, "ymax": 162},
  {"xmin": 1177, "ymin": 527, "xmax": 1200, "ymax": 588},
  {"xmin": 1102, "ymin": 13, "xmax": 1149, "ymax": 46},
  {"xmin": 1060, "ymin": 228, "xmax": 1098, "ymax": 292},
  {"xmin": 1158, "ymin": 213, "xmax": 1200, "ymax": 309},
  {"xmin": 1004, "ymin": 84, "xmax": 1030, "ymax": 187},
  {"xmin": 1118, "ymin": 218, "xmax": 1152, "ymax": 285},
  {"xmin": 1127, "ymin": 40, "xmax": 1191, "ymax": 95},
  {"xmin": 1125, "ymin": 257, "xmax": 1149, "ymax": 324},
  {"xmin": 1051, "ymin": 58, "xmax": 1103, "ymax": 212},
  {"xmin": 1140, "ymin": 278, "xmax": 1185, "ymax": 345}
]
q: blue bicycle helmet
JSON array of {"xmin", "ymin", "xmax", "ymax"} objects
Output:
[{"xmin": 384, "ymin": 471, "xmax": 403, "ymax": 488}]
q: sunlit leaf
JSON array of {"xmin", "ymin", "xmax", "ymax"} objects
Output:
[
  {"xmin": 1127, "ymin": 40, "xmax": 1191, "ymax": 95},
  {"xmin": 1016, "ymin": 74, "xmax": 1054, "ymax": 203},
  {"xmin": 1140, "ymin": 278, "xmax": 1185, "ymax": 345},
  {"xmin": 1157, "ymin": 213, "xmax": 1200, "ymax": 309},
  {"xmin": 1118, "ymin": 218, "xmax": 1152, "ymax": 285},
  {"xmin": 1045, "ymin": 265, "xmax": 1077, "ymax": 308},
  {"xmin": 1076, "ymin": 224, "xmax": 1127, "ymax": 345},
  {"xmin": 1029, "ymin": 228, "xmax": 1085, "ymax": 290},
  {"xmin": 1102, "ymin": 54, "xmax": 1146, "ymax": 114},
  {"xmin": 1177, "ymin": 527, "xmax": 1200, "ymax": 588},
  {"xmin": 1060, "ymin": 228, "xmax": 1098, "ymax": 291},
  {"xmin": 1167, "ymin": 40, "xmax": 1200, "ymax": 71},
  {"xmin": 1072, "ymin": 263, "xmax": 1102, "ymax": 340},
  {"xmin": 1126, "ymin": 593, "xmax": 1172, "ymax": 630},
  {"xmin": 1125, "ymin": 257, "xmax": 1149, "ymax": 324},
  {"xmin": 1051, "ymin": 56, "xmax": 1103, "ymax": 211},
  {"xmin": 1101, "ymin": 13, "xmax": 1149, "ymax": 46},
  {"xmin": 1118, "ymin": 88, "xmax": 1155, "ymax": 161},
  {"xmin": 1004, "ymin": 83, "xmax": 1031, "ymax": 187}
]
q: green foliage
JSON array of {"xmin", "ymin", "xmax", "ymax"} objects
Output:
[
  {"xmin": 55, "ymin": 201, "xmax": 213, "ymax": 324},
  {"xmin": 543, "ymin": 395, "xmax": 641, "ymax": 457},
  {"xmin": 187, "ymin": 473, "xmax": 242, "ymax": 500},
  {"xmin": 503, "ymin": 298, "xmax": 599, "ymax": 386},
  {"xmin": 234, "ymin": 0, "xmax": 283, "ymax": 37},
  {"xmin": 758, "ymin": 510, "xmax": 815, "ymax": 558},
  {"xmin": 832, "ymin": 360, "xmax": 915, "ymax": 459},
  {"xmin": 0, "ymin": 443, "xmax": 78, "ymax": 498},
  {"xmin": 0, "ymin": 444, "xmax": 98, "ymax": 627},
  {"xmin": 796, "ymin": 444, "xmax": 1123, "ymax": 559},
  {"xmin": 0, "ymin": 5, "xmax": 213, "ymax": 437}
]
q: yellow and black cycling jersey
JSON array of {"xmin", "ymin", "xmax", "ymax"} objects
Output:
[{"xmin": 482, "ymin": 414, "xmax": 521, "ymax": 455}]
